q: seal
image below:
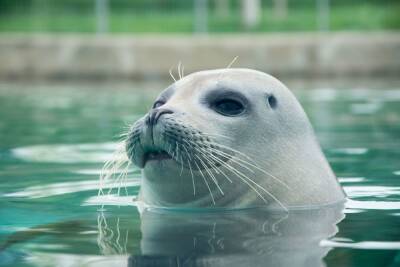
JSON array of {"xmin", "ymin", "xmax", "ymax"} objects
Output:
[{"xmin": 125, "ymin": 68, "xmax": 345, "ymax": 209}]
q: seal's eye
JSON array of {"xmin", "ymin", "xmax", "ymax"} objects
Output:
[
  {"xmin": 267, "ymin": 95, "xmax": 277, "ymax": 109},
  {"xmin": 213, "ymin": 99, "xmax": 245, "ymax": 116},
  {"xmin": 152, "ymin": 101, "xmax": 165, "ymax": 109}
]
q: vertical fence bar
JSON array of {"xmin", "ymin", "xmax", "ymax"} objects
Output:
[
  {"xmin": 317, "ymin": 0, "xmax": 330, "ymax": 32},
  {"xmin": 216, "ymin": 0, "xmax": 229, "ymax": 18},
  {"xmin": 95, "ymin": 0, "xmax": 109, "ymax": 33},
  {"xmin": 32, "ymin": 0, "xmax": 47, "ymax": 32},
  {"xmin": 242, "ymin": 0, "xmax": 261, "ymax": 30},
  {"xmin": 194, "ymin": 0, "xmax": 208, "ymax": 33},
  {"xmin": 273, "ymin": 0, "xmax": 288, "ymax": 20}
]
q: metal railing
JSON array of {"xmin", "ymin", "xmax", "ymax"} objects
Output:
[
  {"xmin": 0, "ymin": 0, "xmax": 395, "ymax": 34},
  {"xmin": 92, "ymin": 0, "xmax": 331, "ymax": 33}
]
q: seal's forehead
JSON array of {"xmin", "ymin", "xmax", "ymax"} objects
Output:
[
  {"xmin": 171, "ymin": 68, "xmax": 283, "ymax": 96},
  {"xmin": 157, "ymin": 84, "xmax": 175, "ymax": 100},
  {"xmin": 156, "ymin": 69, "xmax": 287, "ymax": 104}
]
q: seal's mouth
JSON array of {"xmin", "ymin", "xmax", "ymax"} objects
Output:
[
  {"xmin": 126, "ymin": 117, "xmax": 233, "ymax": 170},
  {"xmin": 143, "ymin": 149, "xmax": 172, "ymax": 166}
]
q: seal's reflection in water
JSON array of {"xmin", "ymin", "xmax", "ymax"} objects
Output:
[{"xmin": 125, "ymin": 203, "xmax": 344, "ymax": 267}]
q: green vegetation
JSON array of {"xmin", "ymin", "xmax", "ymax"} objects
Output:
[{"xmin": 0, "ymin": 0, "xmax": 399, "ymax": 33}]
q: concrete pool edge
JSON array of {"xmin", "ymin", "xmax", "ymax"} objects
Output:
[{"xmin": 0, "ymin": 32, "xmax": 399, "ymax": 81}]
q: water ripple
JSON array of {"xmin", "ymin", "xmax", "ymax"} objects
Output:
[
  {"xmin": 346, "ymin": 199, "xmax": 400, "ymax": 210},
  {"xmin": 82, "ymin": 195, "xmax": 138, "ymax": 207},
  {"xmin": 3, "ymin": 179, "xmax": 140, "ymax": 199},
  {"xmin": 11, "ymin": 143, "xmax": 123, "ymax": 163},
  {"xmin": 344, "ymin": 186, "xmax": 400, "ymax": 198},
  {"xmin": 331, "ymin": 148, "xmax": 368, "ymax": 155},
  {"xmin": 320, "ymin": 240, "xmax": 400, "ymax": 250}
]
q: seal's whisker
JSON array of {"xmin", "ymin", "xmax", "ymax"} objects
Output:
[
  {"xmin": 99, "ymin": 139, "xmax": 134, "ymax": 198},
  {"xmin": 199, "ymin": 152, "xmax": 226, "ymax": 188},
  {"xmin": 169, "ymin": 67, "xmax": 177, "ymax": 82},
  {"xmin": 226, "ymin": 162, "xmax": 287, "ymax": 210},
  {"xmin": 203, "ymin": 155, "xmax": 233, "ymax": 184},
  {"xmin": 176, "ymin": 142, "xmax": 184, "ymax": 176},
  {"xmin": 217, "ymin": 56, "xmax": 239, "ymax": 80},
  {"xmin": 204, "ymin": 146, "xmax": 255, "ymax": 175},
  {"xmin": 202, "ymin": 140, "xmax": 256, "ymax": 162},
  {"xmin": 181, "ymin": 143, "xmax": 196, "ymax": 196},
  {"xmin": 201, "ymin": 152, "xmax": 221, "ymax": 175},
  {"xmin": 221, "ymin": 161, "xmax": 268, "ymax": 203},
  {"xmin": 182, "ymin": 138, "xmax": 223, "ymax": 176},
  {"xmin": 219, "ymin": 160, "xmax": 283, "ymax": 208},
  {"xmin": 178, "ymin": 62, "xmax": 185, "ymax": 79},
  {"xmin": 168, "ymin": 143, "xmax": 173, "ymax": 156},
  {"xmin": 196, "ymin": 144, "xmax": 287, "ymax": 210},
  {"xmin": 113, "ymin": 159, "xmax": 128, "ymax": 195},
  {"xmin": 206, "ymin": 147, "xmax": 290, "ymax": 202},
  {"xmin": 195, "ymin": 154, "xmax": 224, "ymax": 196},
  {"xmin": 118, "ymin": 160, "xmax": 131, "ymax": 196},
  {"xmin": 200, "ymin": 139, "xmax": 258, "ymax": 172},
  {"xmin": 100, "ymin": 151, "xmax": 121, "ymax": 195},
  {"xmin": 118, "ymin": 132, "xmax": 129, "ymax": 138},
  {"xmin": 226, "ymin": 56, "xmax": 238, "ymax": 69},
  {"xmin": 204, "ymin": 141, "xmax": 291, "ymax": 190},
  {"xmin": 186, "ymin": 140, "xmax": 222, "ymax": 174},
  {"xmin": 113, "ymin": 149, "xmax": 132, "ymax": 194},
  {"xmin": 195, "ymin": 145, "xmax": 249, "ymax": 180},
  {"xmin": 238, "ymin": 172, "xmax": 288, "ymax": 211},
  {"xmin": 197, "ymin": 147, "xmax": 248, "ymax": 186},
  {"xmin": 177, "ymin": 61, "xmax": 183, "ymax": 80},
  {"xmin": 166, "ymin": 144, "xmax": 175, "ymax": 159},
  {"xmin": 202, "ymin": 132, "xmax": 234, "ymax": 141},
  {"xmin": 193, "ymin": 160, "xmax": 216, "ymax": 205},
  {"xmin": 194, "ymin": 146, "xmax": 233, "ymax": 183},
  {"xmin": 181, "ymin": 136, "xmax": 236, "ymax": 186},
  {"xmin": 208, "ymin": 146, "xmax": 261, "ymax": 175},
  {"xmin": 179, "ymin": 155, "xmax": 185, "ymax": 176}
]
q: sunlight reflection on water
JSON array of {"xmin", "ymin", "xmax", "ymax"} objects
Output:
[
  {"xmin": 11, "ymin": 143, "xmax": 121, "ymax": 163},
  {"xmin": 1, "ymin": 85, "xmax": 400, "ymax": 267}
]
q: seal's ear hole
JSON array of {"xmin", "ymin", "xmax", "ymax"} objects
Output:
[{"xmin": 267, "ymin": 95, "xmax": 277, "ymax": 109}]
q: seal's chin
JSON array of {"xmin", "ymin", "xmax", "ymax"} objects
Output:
[{"xmin": 143, "ymin": 150, "xmax": 172, "ymax": 166}]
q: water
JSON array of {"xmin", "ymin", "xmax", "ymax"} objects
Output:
[{"xmin": 0, "ymin": 82, "xmax": 399, "ymax": 267}]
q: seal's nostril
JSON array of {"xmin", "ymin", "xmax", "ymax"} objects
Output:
[
  {"xmin": 154, "ymin": 108, "xmax": 174, "ymax": 124},
  {"xmin": 147, "ymin": 108, "xmax": 174, "ymax": 126}
]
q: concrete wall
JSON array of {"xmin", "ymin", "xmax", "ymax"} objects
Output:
[{"xmin": 0, "ymin": 32, "xmax": 399, "ymax": 81}]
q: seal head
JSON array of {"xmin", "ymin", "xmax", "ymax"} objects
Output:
[{"xmin": 126, "ymin": 69, "xmax": 345, "ymax": 209}]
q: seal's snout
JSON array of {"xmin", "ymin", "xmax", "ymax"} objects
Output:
[
  {"xmin": 125, "ymin": 107, "xmax": 176, "ymax": 169},
  {"xmin": 146, "ymin": 108, "xmax": 174, "ymax": 126}
]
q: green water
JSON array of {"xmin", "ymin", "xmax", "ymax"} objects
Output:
[{"xmin": 0, "ymin": 82, "xmax": 399, "ymax": 267}]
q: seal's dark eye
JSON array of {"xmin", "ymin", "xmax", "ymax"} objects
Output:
[
  {"xmin": 213, "ymin": 99, "xmax": 245, "ymax": 116},
  {"xmin": 267, "ymin": 95, "xmax": 277, "ymax": 109},
  {"xmin": 152, "ymin": 101, "xmax": 165, "ymax": 109}
]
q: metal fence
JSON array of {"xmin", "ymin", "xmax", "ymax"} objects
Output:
[{"xmin": 0, "ymin": 0, "xmax": 398, "ymax": 33}]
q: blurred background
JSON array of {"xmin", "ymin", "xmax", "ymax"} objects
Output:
[
  {"xmin": 1, "ymin": 2, "xmax": 400, "ymax": 267},
  {"xmin": 0, "ymin": 0, "xmax": 399, "ymax": 81},
  {"xmin": 1, "ymin": 0, "xmax": 399, "ymax": 33}
]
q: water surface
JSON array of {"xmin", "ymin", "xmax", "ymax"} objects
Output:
[{"xmin": 0, "ymin": 82, "xmax": 399, "ymax": 267}]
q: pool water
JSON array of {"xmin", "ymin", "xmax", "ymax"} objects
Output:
[{"xmin": 0, "ymin": 82, "xmax": 399, "ymax": 267}]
